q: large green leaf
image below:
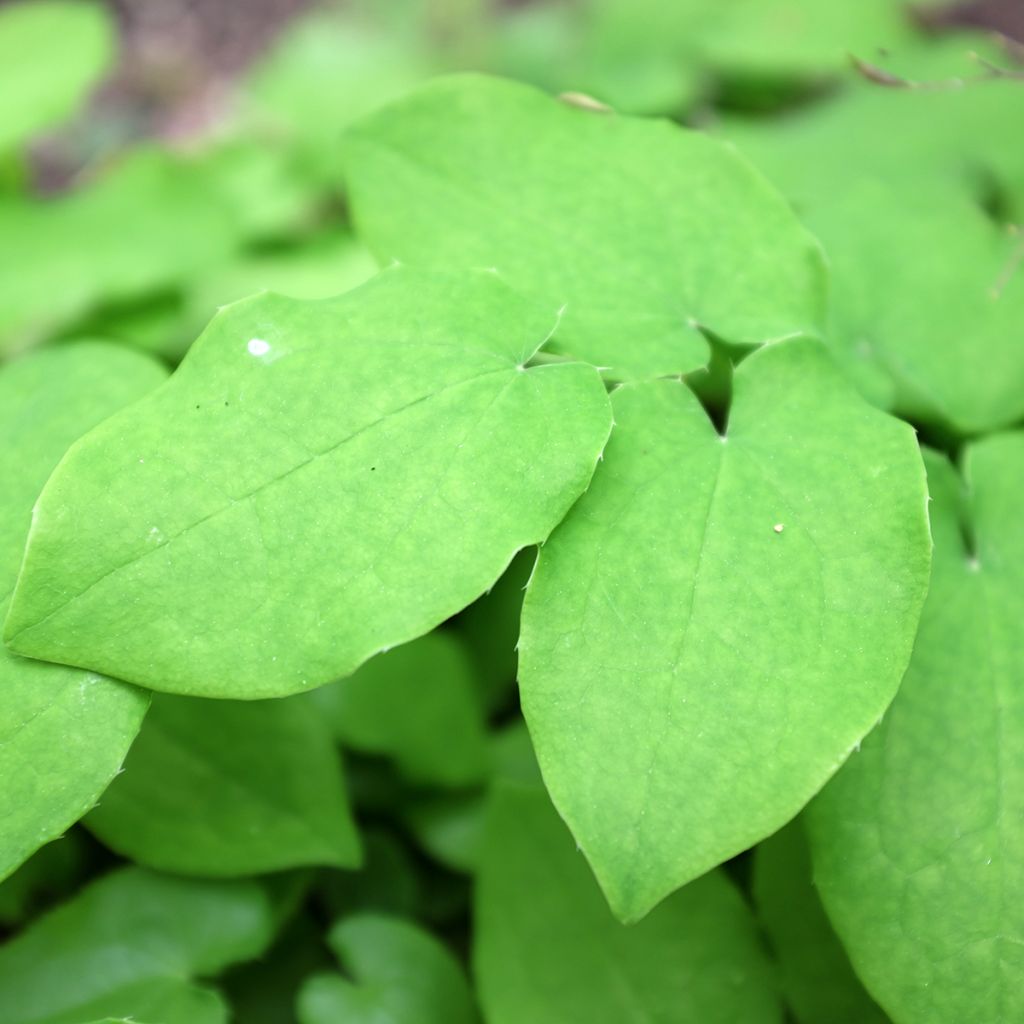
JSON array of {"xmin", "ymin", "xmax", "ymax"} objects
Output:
[
  {"xmin": 752, "ymin": 821, "xmax": 888, "ymax": 1024},
  {"xmin": 0, "ymin": 344, "xmax": 165, "ymax": 881},
  {"xmin": 341, "ymin": 74, "xmax": 825, "ymax": 380},
  {"xmin": 0, "ymin": 1, "xmax": 113, "ymax": 154},
  {"xmin": 0, "ymin": 866, "xmax": 275, "ymax": 1024},
  {"xmin": 85, "ymin": 693, "xmax": 360, "ymax": 875},
  {"xmin": 297, "ymin": 915, "xmax": 478, "ymax": 1024},
  {"xmin": 807, "ymin": 437, "xmax": 1024, "ymax": 1024},
  {"xmin": 475, "ymin": 781, "xmax": 781, "ymax": 1023},
  {"xmin": 815, "ymin": 181, "xmax": 1024, "ymax": 435},
  {"xmin": 519, "ymin": 337, "xmax": 931, "ymax": 921},
  {"xmin": 4, "ymin": 269, "xmax": 611, "ymax": 697},
  {"xmin": 307, "ymin": 630, "xmax": 488, "ymax": 787}
]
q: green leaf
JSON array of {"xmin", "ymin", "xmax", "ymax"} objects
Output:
[
  {"xmin": 0, "ymin": 866, "xmax": 275, "ymax": 1024},
  {"xmin": 84, "ymin": 693, "xmax": 361, "ymax": 875},
  {"xmin": 752, "ymin": 820, "xmax": 888, "ymax": 1024},
  {"xmin": 297, "ymin": 914, "xmax": 479, "ymax": 1024},
  {"xmin": 0, "ymin": 832, "xmax": 92, "ymax": 927},
  {"xmin": 807, "ymin": 437, "xmax": 1024, "ymax": 1024},
  {"xmin": 0, "ymin": 1, "xmax": 113, "ymax": 154},
  {"xmin": 307, "ymin": 630, "xmax": 488, "ymax": 787},
  {"xmin": 519, "ymin": 337, "xmax": 931, "ymax": 921},
  {"xmin": 341, "ymin": 74, "xmax": 825, "ymax": 379},
  {"xmin": 813, "ymin": 181, "xmax": 1024, "ymax": 435},
  {"xmin": 0, "ymin": 344, "xmax": 165, "ymax": 881},
  {"xmin": 454, "ymin": 547, "xmax": 534, "ymax": 713},
  {"xmin": 475, "ymin": 781, "xmax": 782, "ymax": 1023},
  {"xmin": 697, "ymin": 0, "xmax": 913, "ymax": 83},
  {"xmin": 0, "ymin": 149, "xmax": 241, "ymax": 355},
  {"xmin": 4, "ymin": 268, "xmax": 612, "ymax": 698}
]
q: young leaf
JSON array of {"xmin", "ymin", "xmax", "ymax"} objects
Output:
[
  {"xmin": 297, "ymin": 915, "xmax": 479, "ymax": 1024},
  {"xmin": 84, "ymin": 693, "xmax": 361, "ymax": 875},
  {"xmin": 807, "ymin": 438, "xmax": 1024, "ymax": 1024},
  {"xmin": 519, "ymin": 337, "xmax": 931, "ymax": 921},
  {"xmin": 752, "ymin": 820, "xmax": 888, "ymax": 1024},
  {"xmin": 475, "ymin": 781, "xmax": 782, "ymax": 1023},
  {"xmin": 0, "ymin": 1, "xmax": 113, "ymax": 154},
  {"xmin": 0, "ymin": 344, "xmax": 166, "ymax": 882},
  {"xmin": 307, "ymin": 631, "xmax": 488, "ymax": 787},
  {"xmin": 0, "ymin": 866, "xmax": 275, "ymax": 1024},
  {"xmin": 4, "ymin": 268, "xmax": 612, "ymax": 698},
  {"xmin": 340, "ymin": 74, "xmax": 825, "ymax": 379}
]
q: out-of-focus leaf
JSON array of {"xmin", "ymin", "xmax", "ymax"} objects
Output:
[
  {"xmin": 0, "ymin": 1, "xmax": 113, "ymax": 154},
  {"xmin": 297, "ymin": 915, "xmax": 479, "ymax": 1024},
  {"xmin": 0, "ymin": 867, "xmax": 276, "ymax": 1024},
  {"xmin": 753, "ymin": 820, "xmax": 888, "ymax": 1024},
  {"xmin": 308, "ymin": 631, "xmax": 488, "ymax": 787},
  {"xmin": 475, "ymin": 781, "xmax": 782, "ymax": 1023},
  {"xmin": 85, "ymin": 693, "xmax": 360, "ymax": 876}
]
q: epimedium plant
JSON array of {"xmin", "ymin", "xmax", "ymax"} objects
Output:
[{"xmin": 1, "ymin": 5, "xmax": 1023, "ymax": 1023}]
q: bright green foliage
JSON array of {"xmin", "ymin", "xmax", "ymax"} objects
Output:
[
  {"xmin": 0, "ymin": 2, "xmax": 113, "ymax": 154},
  {"xmin": 308, "ymin": 631, "xmax": 488, "ymax": 787},
  {"xmin": 753, "ymin": 821, "xmax": 888, "ymax": 1024},
  {"xmin": 697, "ymin": 0, "xmax": 913, "ymax": 83},
  {"xmin": 0, "ymin": 151, "xmax": 240, "ymax": 355},
  {"xmin": 297, "ymin": 914, "xmax": 479, "ymax": 1024},
  {"xmin": 808, "ymin": 438, "xmax": 1024, "ymax": 1024},
  {"xmin": 520, "ymin": 338, "xmax": 931, "ymax": 921},
  {"xmin": 0, "ymin": 867, "xmax": 276, "ymax": 1024},
  {"xmin": 486, "ymin": 0, "xmax": 704, "ymax": 115},
  {"xmin": 242, "ymin": 8, "xmax": 431, "ymax": 187},
  {"xmin": 723, "ymin": 42, "xmax": 1024, "ymax": 214},
  {"xmin": 0, "ymin": 344, "xmax": 165, "ymax": 881},
  {"xmin": 85, "ymin": 694, "xmax": 360, "ymax": 875},
  {"xmin": 475, "ymin": 781, "xmax": 781, "ymax": 1023},
  {"xmin": 4, "ymin": 268, "xmax": 612, "ymax": 697},
  {"xmin": 341, "ymin": 74, "xmax": 825, "ymax": 379},
  {"xmin": 814, "ymin": 182, "xmax": 1024, "ymax": 434}
]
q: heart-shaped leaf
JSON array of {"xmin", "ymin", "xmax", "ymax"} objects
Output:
[
  {"xmin": 3, "ymin": 268, "xmax": 612, "ymax": 698},
  {"xmin": 808, "ymin": 437, "xmax": 1024, "ymax": 1024},
  {"xmin": 297, "ymin": 914, "xmax": 478, "ymax": 1024},
  {"xmin": 341, "ymin": 74, "xmax": 825, "ymax": 380},
  {"xmin": 519, "ymin": 337, "xmax": 931, "ymax": 921}
]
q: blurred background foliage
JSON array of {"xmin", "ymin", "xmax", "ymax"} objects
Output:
[{"xmin": 1, "ymin": 0, "xmax": 1021, "ymax": 392}]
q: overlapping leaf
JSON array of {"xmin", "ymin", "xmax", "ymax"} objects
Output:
[
  {"xmin": 341, "ymin": 74, "xmax": 825, "ymax": 379},
  {"xmin": 808, "ymin": 438, "xmax": 1024, "ymax": 1024},
  {"xmin": 86, "ymin": 694, "xmax": 360, "ymax": 875},
  {"xmin": 0, "ymin": 867, "xmax": 276, "ymax": 1024},
  {"xmin": 475, "ymin": 781, "xmax": 781, "ymax": 1023},
  {"xmin": 0, "ymin": 344, "xmax": 165, "ymax": 882},
  {"xmin": 308, "ymin": 631, "xmax": 488, "ymax": 787},
  {"xmin": 753, "ymin": 821, "xmax": 888, "ymax": 1024},
  {"xmin": 520, "ymin": 338, "xmax": 931, "ymax": 921},
  {"xmin": 4, "ymin": 268, "xmax": 612, "ymax": 697}
]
